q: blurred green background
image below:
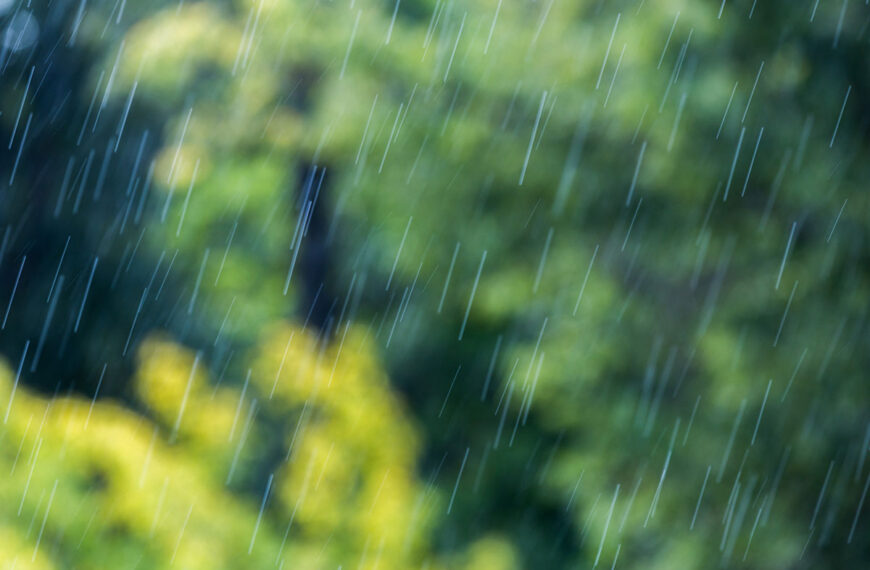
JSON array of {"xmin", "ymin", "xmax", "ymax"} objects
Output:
[{"xmin": 0, "ymin": 0, "xmax": 868, "ymax": 568}]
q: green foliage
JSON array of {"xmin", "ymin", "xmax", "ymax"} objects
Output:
[
  {"xmin": 1, "ymin": 0, "xmax": 868, "ymax": 567},
  {"xmin": 106, "ymin": 0, "xmax": 870, "ymax": 566}
]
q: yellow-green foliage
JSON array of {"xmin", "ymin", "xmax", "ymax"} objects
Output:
[{"xmin": 0, "ymin": 324, "xmax": 414, "ymax": 568}]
